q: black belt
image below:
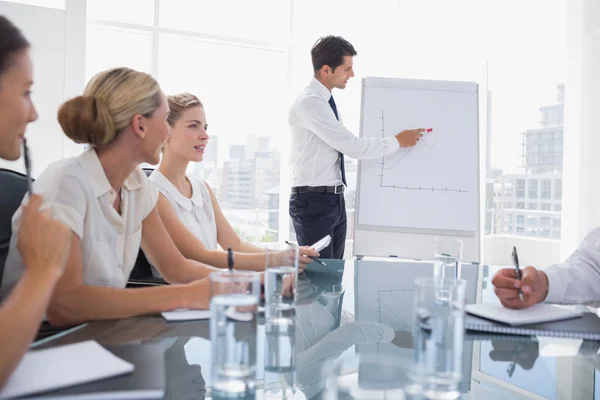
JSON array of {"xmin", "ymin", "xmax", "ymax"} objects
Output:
[{"xmin": 291, "ymin": 185, "xmax": 345, "ymax": 195}]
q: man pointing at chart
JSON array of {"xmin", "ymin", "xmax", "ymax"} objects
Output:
[
  {"xmin": 288, "ymin": 35, "xmax": 425, "ymax": 259},
  {"xmin": 492, "ymin": 227, "xmax": 600, "ymax": 309}
]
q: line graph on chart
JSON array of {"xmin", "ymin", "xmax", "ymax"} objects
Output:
[{"xmin": 377, "ymin": 110, "xmax": 468, "ymax": 193}]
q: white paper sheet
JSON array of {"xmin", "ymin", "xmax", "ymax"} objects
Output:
[
  {"xmin": 0, "ymin": 341, "xmax": 134, "ymax": 399},
  {"xmin": 161, "ymin": 308, "xmax": 211, "ymax": 321}
]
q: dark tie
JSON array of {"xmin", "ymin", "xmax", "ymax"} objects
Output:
[{"xmin": 328, "ymin": 95, "xmax": 346, "ymax": 186}]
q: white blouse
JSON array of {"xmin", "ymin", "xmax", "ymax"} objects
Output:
[
  {"xmin": 0, "ymin": 148, "xmax": 158, "ymax": 299},
  {"xmin": 149, "ymin": 170, "xmax": 218, "ymax": 250}
]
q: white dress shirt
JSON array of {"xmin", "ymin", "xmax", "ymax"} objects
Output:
[
  {"xmin": 544, "ymin": 226, "xmax": 600, "ymax": 303},
  {"xmin": 149, "ymin": 170, "xmax": 218, "ymax": 250},
  {"xmin": 0, "ymin": 148, "xmax": 158, "ymax": 299},
  {"xmin": 288, "ymin": 77, "xmax": 400, "ymax": 187}
]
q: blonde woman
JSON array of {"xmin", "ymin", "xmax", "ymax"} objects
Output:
[
  {"xmin": 149, "ymin": 93, "xmax": 319, "ymax": 272},
  {"xmin": 0, "ymin": 68, "xmax": 218, "ymax": 328}
]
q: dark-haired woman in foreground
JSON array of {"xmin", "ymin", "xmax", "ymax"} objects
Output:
[{"xmin": 0, "ymin": 15, "xmax": 72, "ymax": 388}]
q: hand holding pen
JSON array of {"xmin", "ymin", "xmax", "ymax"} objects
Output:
[{"xmin": 492, "ymin": 250, "xmax": 550, "ymax": 309}]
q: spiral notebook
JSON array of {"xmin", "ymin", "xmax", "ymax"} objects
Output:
[{"xmin": 465, "ymin": 304, "xmax": 600, "ymax": 339}]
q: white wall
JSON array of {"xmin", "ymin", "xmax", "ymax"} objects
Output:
[{"xmin": 0, "ymin": 0, "xmax": 85, "ymax": 177}]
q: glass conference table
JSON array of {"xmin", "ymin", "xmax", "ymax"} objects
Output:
[{"xmin": 34, "ymin": 258, "xmax": 600, "ymax": 400}]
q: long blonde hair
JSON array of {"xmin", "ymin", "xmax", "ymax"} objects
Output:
[{"xmin": 58, "ymin": 67, "xmax": 162, "ymax": 147}]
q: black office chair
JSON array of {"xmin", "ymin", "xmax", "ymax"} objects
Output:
[
  {"xmin": 127, "ymin": 167, "xmax": 167, "ymax": 287},
  {"xmin": 0, "ymin": 169, "xmax": 63, "ymax": 340},
  {"xmin": 0, "ymin": 169, "xmax": 29, "ymax": 286}
]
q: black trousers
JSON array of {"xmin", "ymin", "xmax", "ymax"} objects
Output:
[{"xmin": 289, "ymin": 192, "xmax": 347, "ymax": 259}]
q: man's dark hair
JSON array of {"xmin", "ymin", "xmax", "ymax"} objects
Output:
[
  {"xmin": 311, "ymin": 35, "xmax": 357, "ymax": 73},
  {"xmin": 0, "ymin": 15, "xmax": 29, "ymax": 77}
]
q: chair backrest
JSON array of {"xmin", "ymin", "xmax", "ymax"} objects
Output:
[
  {"xmin": 0, "ymin": 169, "xmax": 29, "ymax": 284},
  {"xmin": 129, "ymin": 167, "xmax": 155, "ymax": 281}
]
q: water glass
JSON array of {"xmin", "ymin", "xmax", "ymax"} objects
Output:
[
  {"xmin": 210, "ymin": 270, "xmax": 261, "ymax": 399},
  {"xmin": 433, "ymin": 238, "xmax": 463, "ymax": 281},
  {"xmin": 263, "ymin": 243, "xmax": 300, "ymax": 397},
  {"xmin": 411, "ymin": 277, "xmax": 466, "ymax": 400},
  {"xmin": 263, "ymin": 317, "xmax": 297, "ymax": 399},
  {"xmin": 264, "ymin": 243, "xmax": 300, "ymax": 319}
]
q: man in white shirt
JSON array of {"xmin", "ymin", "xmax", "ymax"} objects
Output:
[
  {"xmin": 492, "ymin": 226, "xmax": 600, "ymax": 308},
  {"xmin": 288, "ymin": 35, "xmax": 424, "ymax": 259}
]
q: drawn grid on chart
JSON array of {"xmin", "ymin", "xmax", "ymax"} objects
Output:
[{"xmin": 377, "ymin": 110, "xmax": 468, "ymax": 194}]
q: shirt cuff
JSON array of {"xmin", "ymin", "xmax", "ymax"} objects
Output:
[
  {"xmin": 543, "ymin": 265, "xmax": 566, "ymax": 303},
  {"xmin": 384, "ymin": 136, "xmax": 400, "ymax": 153}
]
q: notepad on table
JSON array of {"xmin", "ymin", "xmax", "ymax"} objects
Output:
[
  {"xmin": 465, "ymin": 303, "xmax": 600, "ymax": 339},
  {"xmin": 161, "ymin": 308, "xmax": 211, "ymax": 321},
  {"xmin": 467, "ymin": 303, "xmax": 583, "ymax": 326},
  {"xmin": 0, "ymin": 341, "xmax": 134, "ymax": 400}
]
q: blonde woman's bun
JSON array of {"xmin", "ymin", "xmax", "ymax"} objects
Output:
[{"xmin": 58, "ymin": 95, "xmax": 115, "ymax": 146}]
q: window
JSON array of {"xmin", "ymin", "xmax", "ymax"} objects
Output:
[
  {"xmin": 504, "ymin": 214, "xmax": 512, "ymax": 223},
  {"xmin": 527, "ymin": 203, "xmax": 538, "ymax": 210},
  {"xmin": 159, "ymin": 0, "xmax": 290, "ymax": 42},
  {"xmin": 517, "ymin": 227, "xmax": 525, "ymax": 233},
  {"xmin": 157, "ymin": 36, "xmax": 286, "ymax": 242},
  {"xmin": 528, "ymin": 179, "xmax": 538, "ymax": 199},
  {"xmin": 515, "ymin": 179, "xmax": 525, "ymax": 198},
  {"xmin": 504, "ymin": 202, "xmax": 513, "ymax": 209},
  {"xmin": 541, "ymin": 179, "xmax": 551, "ymax": 199},
  {"xmin": 516, "ymin": 215, "xmax": 525, "ymax": 225},
  {"xmin": 85, "ymin": 26, "xmax": 153, "ymax": 82},
  {"xmin": 83, "ymin": 0, "xmax": 568, "ymax": 258},
  {"xmin": 87, "ymin": 0, "xmax": 154, "ymax": 25},
  {"xmin": 527, "ymin": 216, "xmax": 538, "ymax": 226},
  {"xmin": 554, "ymin": 179, "xmax": 562, "ymax": 200},
  {"xmin": 554, "ymin": 204, "xmax": 562, "ymax": 212},
  {"xmin": 541, "ymin": 203, "xmax": 551, "ymax": 211},
  {"xmin": 540, "ymin": 217, "xmax": 551, "ymax": 226},
  {"xmin": 86, "ymin": 1, "xmax": 291, "ymax": 244},
  {"xmin": 540, "ymin": 229, "xmax": 551, "ymax": 238},
  {"xmin": 554, "ymin": 218, "xmax": 561, "ymax": 228}
]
